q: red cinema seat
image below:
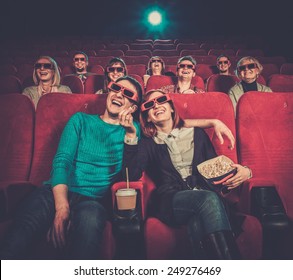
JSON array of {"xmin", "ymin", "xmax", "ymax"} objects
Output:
[
  {"xmin": 208, "ymin": 49, "xmax": 236, "ymax": 56},
  {"xmin": 127, "ymin": 64, "xmax": 147, "ymax": 78},
  {"xmin": 145, "ymin": 75, "xmax": 204, "ymax": 93},
  {"xmin": 0, "ymin": 75, "xmax": 22, "ymax": 94},
  {"xmin": 121, "ymin": 56, "xmax": 149, "ymax": 65},
  {"xmin": 0, "ymin": 94, "xmax": 34, "ymax": 242},
  {"xmin": 152, "ymin": 44, "xmax": 176, "ymax": 50},
  {"xmin": 83, "ymin": 74, "xmax": 104, "ymax": 94},
  {"xmin": 180, "ymin": 49, "xmax": 208, "ymax": 56},
  {"xmin": 267, "ymin": 74, "xmax": 293, "ymax": 92},
  {"xmin": 257, "ymin": 56, "xmax": 287, "ymax": 69},
  {"xmin": 206, "ymin": 74, "xmax": 240, "ymax": 93},
  {"xmin": 261, "ymin": 63, "xmax": 280, "ymax": 82},
  {"xmin": 61, "ymin": 75, "xmax": 84, "ymax": 94},
  {"xmin": 125, "ymin": 50, "xmax": 152, "ymax": 57},
  {"xmin": 28, "ymin": 93, "xmax": 114, "ymax": 259},
  {"xmin": 236, "ymin": 92, "xmax": 293, "ymax": 258},
  {"xmin": 193, "ymin": 55, "xmax": 217, "ymax": 65},
  {"xmin": 0, "ymin": 94, "xmax": 34, "ymax": 182},
  {"xmin": 88, "ymin": 65, "xmax": 105, "ymax": 75},
  {"xmin": 280, "ymin": 63, "xmax": 293, "ymax": 75},
  {"xmin": 236, "ymin": 49, "xmax": 265, "ymax": 57},
  {"xmin": 129, "ymin": 74, "xmax": 145, "ymax": 94},
  {"xmin": 95, "ymin": 50, "xmax": 124, "ymax": 57},
  {"xmin": 16, "ymin": 63, "xmax": 34, "ymax": 84},
  {"xmin": 176, "ymin": 43, "xmax": 200, "ymax": 53},
  {"xmin": 152, "ymin": 50, "xmax": 179, "ymax": 57},
  {"xmin": 195, "ymin": 64, "xmax": 218, "ymax": 82},
  {"xmin": 88, "ymin": 56, "xmax": 114, "ymax": 69}
]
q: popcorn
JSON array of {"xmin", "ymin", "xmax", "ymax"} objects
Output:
[{"xmin": 197, "ymin": 155, "xmax": 235, "ymax": 179}]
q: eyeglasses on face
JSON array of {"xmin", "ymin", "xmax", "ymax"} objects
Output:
[
  {"xmin": 177, "ymin": 64, "xmax": 195, "ymax": 70},
  {"xmin": 74, "ymin": 57, "xmax": 86, "ymax": 62},
  {"xmin": 238, "ymin": 63, "xmax": 258, "ymax": 72},
  {"xmin": 141, "ymin": 94, "xmax": 171, "ymax": 112},
  {"xmin": 34, "ymin": 63, "xmax": 53, "ymax": 70},
  {"xmin": 107, "ymin": 81, "xmax": 138, "ymax": 103},
  {"xmin": 217, "ymin": 60, "xmax": 229, "ymax": 65},
  {"xmin": 151, "ymin": 59, "xmax": 162, "ymax": 63},
  {"xmin": 107, "ymin": 66, "xmax": 125, "ymax": 73}
]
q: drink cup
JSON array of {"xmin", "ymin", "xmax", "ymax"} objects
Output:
[{"xmin": 115, "ymin": 188, "xmax": 137, "ymax": 210}]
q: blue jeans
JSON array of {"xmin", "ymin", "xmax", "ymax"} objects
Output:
[
  {"xmin": 0, "ymin": 186, "xmax": 108, "ymax": 259},
  {"xmin": 173, "ymin": 190, "xmax": 231, "ymax": 245}
]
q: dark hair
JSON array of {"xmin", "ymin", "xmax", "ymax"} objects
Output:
[
  {"xmin": 139, "ymin": 90, "xmax": 184, "ymax": 138},
  {"xmin": 216, "ymin": 54, "xmax": 230, "ymax": 62},
  {"xmin": 102, "ymin": 57, "xmax": 128, "ymax": 92},
  {"xmin": 115, "ymin": 75, "xmax": 143, "ymax": 105},
  {"xmin": 73, "ymin": 51, "xmax": 89, "ymax": 62}
]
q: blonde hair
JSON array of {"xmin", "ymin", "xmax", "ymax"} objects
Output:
[
  {"xmin": 33, "ymin": 56, "xmax": 61, "ymax": 86},
  {"xmin": 235, "ymin": 56, "xmax": 263, "ymax": 77}
]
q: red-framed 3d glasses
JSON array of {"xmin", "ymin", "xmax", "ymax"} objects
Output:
[
  {"xmin": 177, "ymin": 63, "xmax": 195, "ymax": 70},
  {"xmin": 238, "ymin": 63, "xmax": 258, "ymax": 72},
  {"xmin": 107, "ymin": 81, "xmax": 139, "ymax": 103},
  {"xmin": 107, "ymin": 66, "xmax": 125, "ymax": 73},
  {"xmin": 141, "ymin": 94, "xmax": 172, "ymax": 112}
]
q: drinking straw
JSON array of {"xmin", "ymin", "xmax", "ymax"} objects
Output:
[{"xmin": 126, "ymin": 167, "xmax": 129, "ymax": 189}]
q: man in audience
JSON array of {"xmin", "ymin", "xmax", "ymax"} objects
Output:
[
  {"xmin": 216, "ymin": 55, "xmax": 232, "ymax": 75},
  {"xmin": 160, "ymin": 56, "xmax": 205, "ymax": 94},
  {"xmin": 69, "ymin": 51, "xmax": 94, "ymax": 83},
  {"xmin": 0, "ymin": 76, "xmax": 142, "ymax": 260}
]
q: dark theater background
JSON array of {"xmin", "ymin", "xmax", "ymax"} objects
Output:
[{"xmin": 0, "ymin": 0, "xmax": 292, "ymax": 60}]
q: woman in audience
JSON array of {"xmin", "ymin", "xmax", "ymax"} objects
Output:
[
  {"xmin": 95, "ymin": 57, "xmax": 127, "ymax": 94},
  {"xmin": 121, "ymin": 89, "xmax": 252, "ymax": 259},
  {"xmin": 143, "ymin": 56, "xmax": 166, "ymax": 86},
  {"xmin": 22, "ymin": 56, "xmax": 72, "ymax": 108},
  {"xmin": 228, "ymin": 56, "xmax": 272, "ymax": 111}
]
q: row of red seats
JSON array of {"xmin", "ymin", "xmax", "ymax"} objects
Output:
[
  {"xmin": 1, "ymin": 73, "xmax": 293, "ymax": 96},
  {"xmin": 0, "ymin": 48, "xmax": 268, "ymax": 59},
  {"xmin": 1, "ymin": 92, "xmax": 292, "ymax": 259}
]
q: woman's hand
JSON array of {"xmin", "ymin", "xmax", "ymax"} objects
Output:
[
  {"xmin": 183, "ymin": 119, "xmax": 235, "ymax": 149},
  {"xmin": 119, "ymin": 107, "xmax": 136, "ymax": 138},
  {"xmin": 222, "ymin": 164, "xmax": 252, "ymax": 190},
  {"xmin": 213, "ymin": 120, "xmax": 235, "ymax": 150}
]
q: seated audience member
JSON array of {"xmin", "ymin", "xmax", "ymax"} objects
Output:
[
  {"xmin": 160, "ymin": 56, "xmax": 205, "ymax": 94},
  {"xmin": 0, "ymin": 76, "xmax": 143, "ymax": 260},
  {"xmin": 68, "ymin": 51, "xmax": 95, "ymax": 83},
  {"xmin": 144, "ymin": 56, "xmax": 166, "ymax": 86},
  {"xmin": 95, "ymin": 57, "xmax": 127, "ymax": 94},
  {"xmin": 122, "ymin": 89, "xmax": 252, "ymax": 259},
  {"xmin": 0, "ymin": 75, "xmax": 235, "ymax": 260},
  {"xmin": 22, "ymin": 56, "xmax": 72, "ymax": 108},
  {"xmin": 216, "ymin": 55, "xmax": 232, "ymax": 75},
  {"xmin": 228, "ymin": 56, "xmax": 272, "ymax": 111}
]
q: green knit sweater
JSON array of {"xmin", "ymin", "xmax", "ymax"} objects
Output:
[{"xmin": 46, "ymin": 112, "xmax": 140, "ymax": 198}]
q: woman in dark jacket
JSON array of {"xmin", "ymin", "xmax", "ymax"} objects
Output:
[{"xmin": 121, "ymin": 89, "xmax": 252, "ymax": 259}]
